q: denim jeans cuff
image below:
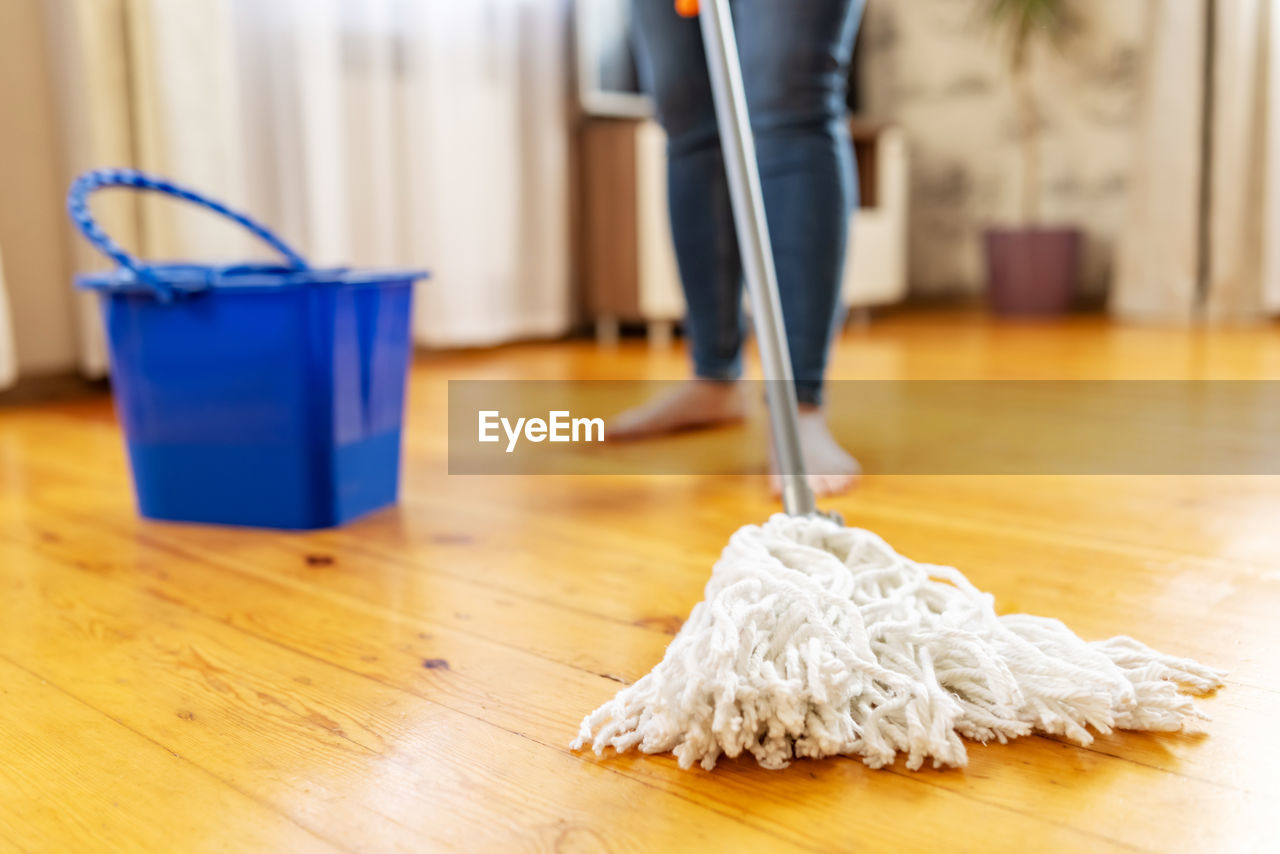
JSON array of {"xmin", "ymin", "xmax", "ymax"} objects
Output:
[
  {"xmin": 794, "ymin": 382, "xmax": 823, "ymax": 407},
  {"xmin": 694, "ymin": 369, "xmax": 742, "ymax": 384}
]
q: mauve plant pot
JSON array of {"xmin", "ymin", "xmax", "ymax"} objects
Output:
[{"xmin": 983, "ymin": 227, "xmax": 1082, "ymax": 316}]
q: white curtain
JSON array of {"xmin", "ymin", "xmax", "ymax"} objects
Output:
[
  {"xmin": 48, "ymin": 0, "xmax": 573, "ymax": 370},
  {"xmin": 1203, "ymin": 0, "xmax": 1280, "ymax": 319},
  {"xmin": 1114, "ymin": 0, "xmax": 1280, "ymax": 322}
]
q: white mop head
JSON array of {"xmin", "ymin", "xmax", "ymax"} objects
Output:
[{"xmin": 572, "ymin": 513, "xmax": 1224, "ymax": 771}]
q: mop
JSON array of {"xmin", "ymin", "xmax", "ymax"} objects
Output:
[{"xmin": 572, "ymin": 0, "xmax": 1224, "ymax": 771}]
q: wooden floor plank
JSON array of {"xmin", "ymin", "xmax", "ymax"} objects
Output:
[
  {"xmin": 0, "ymin": 547, "xmax": 829, "ymax": 854},
  {"xmin": 1, "ymin": 488, "xmax": 1270, "ymax": 852},
  {"xmin": 0, "ymin": 657, "xmax": 343, "ymax": 854},
  {"xmin": 0, "ymin": 544, "xmax": 826, "ymax": 854},
  {"xmin": 16, "ymin": 430, "xmax": 1275, "ymax": 684},
  {"xmin": 0, "ymin": 499, "xmax": 1133, "ymax": 854},
  {"xmin": 9, "ymin": 429, "xmax": 1279, "ymax": 797},
  {"xmin": 2, "ymin": 311, "xmax": 1277, "ymax": 852}
]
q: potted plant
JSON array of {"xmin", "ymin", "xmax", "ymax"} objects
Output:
[{"xmin": 982, "ymin": 0, "xmax": 1082, "ymax": 316}]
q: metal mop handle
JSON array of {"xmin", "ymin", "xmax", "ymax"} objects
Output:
[{"xmin": 698, "ymin": 0, "xmax": 816, "ymax": 517}]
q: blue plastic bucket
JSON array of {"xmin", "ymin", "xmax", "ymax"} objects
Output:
[{"xmin": 68, "ymin": 168, "xmax": 428, "ymax": 529}]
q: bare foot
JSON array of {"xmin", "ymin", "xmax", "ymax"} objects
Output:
[
  {"xmin": 770, "ymin": 406, "xmax": 861, "ymax": 497},
  {"xmin": 607, "ymin": 380, "xmax": 747, "ymax": 440}
]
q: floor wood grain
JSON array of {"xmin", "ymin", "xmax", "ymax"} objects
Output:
[{"xmin": 1, "ymin": 310, "xmax": 1277, "ymax": 853}]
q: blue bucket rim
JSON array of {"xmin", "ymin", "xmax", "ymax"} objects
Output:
[{"xmin": 77, "ymin": 262, "xmax": 430, "ymax": 296}]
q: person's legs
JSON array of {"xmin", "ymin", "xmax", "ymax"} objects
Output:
[
  {"xmin": 632, "ymin": 0, "xmax": 746, "ymax": 382},
  {"xmin": 736, "ymin": 0, "xmax": 862, "ymax": 407},
  {"xmin": 612, "ymin": 0, "xmax": 748, "ymax": 438},
  {"xmin": 616, "ymin": 1, "xmax": 863, "ymax": 494},
  {"xmin": 735, "ymin": 0, "xmax": 863, "ymax": 493}
]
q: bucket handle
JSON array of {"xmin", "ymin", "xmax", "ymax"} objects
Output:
[{"xmin": 67, "ymin": 168, "xmax": 311, "ymax": 301}]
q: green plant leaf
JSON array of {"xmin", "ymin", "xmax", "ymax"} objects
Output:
[{"xmin": 985, "ymin": 0, "xmax": 1069, "ymax": 70}]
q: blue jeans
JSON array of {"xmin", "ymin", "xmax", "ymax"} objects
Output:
[{"xmin": 631, "ymin": 0, "xmax": 862, "ymax": 406}]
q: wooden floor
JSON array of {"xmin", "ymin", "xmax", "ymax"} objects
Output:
[{"xmin": 2, "ymin": 310, "xmax": 1279, "ymax": 853}]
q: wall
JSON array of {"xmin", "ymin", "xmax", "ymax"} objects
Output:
[
  {"xmin": 859, "ymin": 0, "xmax": 1146, "ymax": 299},
  {"xmin": 0, "ymin": 0, "xmax": 80, "ymax": 376}
]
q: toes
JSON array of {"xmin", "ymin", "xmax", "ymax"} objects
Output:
[
  {"xmin": 770, "ymin": 464, "xmax": 861, "ymax": 498},
  {"xmin": 808, "ymin": 472, "xmax": 858, "ymax": 497},
  {"xmin": 604, "ymin": 416, "xmax": 651, "ymax": 442}
]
